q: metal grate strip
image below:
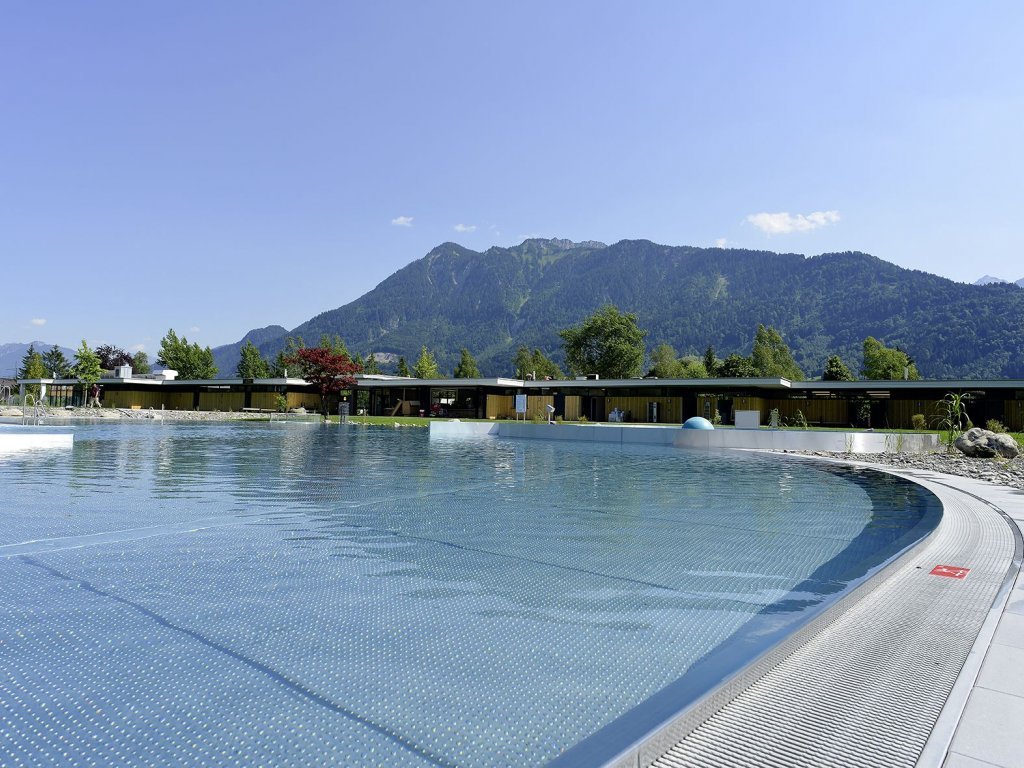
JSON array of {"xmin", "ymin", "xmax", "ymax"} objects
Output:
[{"xmin": 647, "ymin": 467, "xmax": 1017, "ymax": 768}]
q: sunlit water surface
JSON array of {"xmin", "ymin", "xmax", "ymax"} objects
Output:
[{"xmin": 0, "ymin": 422, "xmax": 938, "ymax": 767}]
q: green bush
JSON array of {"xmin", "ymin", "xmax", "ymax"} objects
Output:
[
  {"xmin": 274, "ymin": 393, "xmax": 289, "ymax": 413},
  {"xmin": 986, "ymin": 419, "xmax": 1007, "ymax": 433},
  {"xmin": 911, "ymin": 413, "xmax": 927, "ymax": 430}
]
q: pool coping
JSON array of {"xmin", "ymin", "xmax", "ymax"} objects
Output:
[{"xmin": 638, "ymin": 456, "xmax": 1024, "ymax": 768}]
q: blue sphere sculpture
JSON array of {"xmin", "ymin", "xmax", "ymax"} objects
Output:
[{"xmin": 682, "ymin": 416, "xmax": 715, "ymax": 430}]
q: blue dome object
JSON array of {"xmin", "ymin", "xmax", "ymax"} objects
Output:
[{"xmin": 682, "ymin": 416, "xmax": 715, "ymax": 430}]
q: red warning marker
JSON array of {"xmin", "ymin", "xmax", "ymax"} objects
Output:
[{"xmin": 930, "ymin": 565, "xmax": 970, "ymax": 579}]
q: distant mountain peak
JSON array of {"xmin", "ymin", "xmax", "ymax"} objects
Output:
[{"xmin": 975, "ymin": 275, "xmax": 1008, "ymax": 285}]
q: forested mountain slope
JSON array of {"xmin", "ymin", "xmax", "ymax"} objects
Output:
[{"xmin": 214, "ymin": 239, "xmax": 1024, "ymax": 379}]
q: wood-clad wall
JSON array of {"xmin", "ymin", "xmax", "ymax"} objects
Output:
[
  {"xmin": 762, "ymin": 398, "xmax": 848, "ymax": 426},
  {"xmin": 102, "ymin": 389, "xmax": 167, "ymax": 410},
  {"xmin": 606, "ymin": 396, "xmax": 682, "ymax": 423},
  {"xmin": 485, "ymin": 394, "xmax": 582, "ymax": 420}
]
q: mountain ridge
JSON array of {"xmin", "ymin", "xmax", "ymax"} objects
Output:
[{"xmin": 210, "ymin": 239, "xmax": 1024, "ymax": 379}]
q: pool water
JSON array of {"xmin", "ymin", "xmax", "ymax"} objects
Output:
[{"xmin": 0, "ymin": 423, "xmax": 939, "ymax": 767}]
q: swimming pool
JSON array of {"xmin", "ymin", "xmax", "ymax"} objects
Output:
[{"xmin": 0, "ymin": 423, "xmax": 939, "ymax": 766}]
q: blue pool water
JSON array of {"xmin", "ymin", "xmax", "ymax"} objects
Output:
[{"xmin": 0, "ymin": 423, "xmax": 939, "ymax": 767}]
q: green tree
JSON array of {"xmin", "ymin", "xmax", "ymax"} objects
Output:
[
  {"xmin": 396, "ymin": 356, "xmax": 411, "ymax": 377},
  {"xmin": 72, "ymin": 340, "xmax": 102, "ymax": 405},
  {"xmin": 362, "ymin": 352, "xmax": 382, "ymax": 375},
  {"xmin": 41, "ymin": 346, "xmax": 72, "ymax": 378},
  {"xmin": 453, "ymin": 348, "xmax": 481, "ymax": 378},
  {"xmin": 157, "ymin": 329, "xmax": 218, "ymax": 379},
  {"xmin": 236, "ymin": 339, "xmax": 270, "ymax": 379},
  {"xmin": 861, "ymin": 337, "xmax": 920, "ymax": 380},
  {"xmin": 822, "ymin": 354, "xmax": 855, "ymax": 381},
  {"xmin": 412, "ymin": 346, "xmax": 441, "ymax": 379},
  {"xmin": 678, "ymin": 355, "xmax": 708, "ymax": 379},
  {"xmin": 750, "ymin": 324, "xmax": 804, "ymax": 380},
  {"xmin": 513, "ymin": 346, "xmax": 561, "ymax": 380},
  {"xmin": 718, "ymin": 353, "xmax": 757, "ymax": 378},
  {"xmin": 559, "ymin": 304, "xmax": 647, "ymax": 379},
  {"xmin": 17, "ymin": 345, "xmax": 47, "ymax": 397},
  {"xmin": 270, "ymin": 336, "xmax": 304, "ymax": 377},
  {"xmin": 131, "ymin": 351, "xmax": 151, "ymax": 375},
  {"xmin": 647, "ymin": 343, "xmax": 683, "ymax": 378},
  {"xmin": 18, "ymin": 345, "xmax": 47, "ymax": 380},
  {"xmin": 318, "ymin": 334, "xmax": 350, "ymax": 360},
  {"xmin": 703, "ymin": 345, "xmax": 719, "ymax": 378}
]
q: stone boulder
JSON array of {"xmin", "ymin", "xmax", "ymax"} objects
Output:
[{"xmin": 954, "ymin": 427, "xmax": 1021, "ymax": 459}]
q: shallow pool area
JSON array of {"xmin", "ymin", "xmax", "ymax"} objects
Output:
[{"xmin": 0, "ymin": 423, "xmax": 940, "ymax": 767}]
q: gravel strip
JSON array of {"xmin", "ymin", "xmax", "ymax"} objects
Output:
[{"xmin": 790, "ymin": 450, "xmax": 1024, "ymax": 490}]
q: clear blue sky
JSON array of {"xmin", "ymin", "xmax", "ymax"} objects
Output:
[{"xmin": 3, "ymin": 2, "xmax": 1022, "ymax": 353}]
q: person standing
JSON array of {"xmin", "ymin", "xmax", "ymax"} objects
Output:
[{"xmin": 89, "ymin": 383, "xmax": 101, "ymax": 408}]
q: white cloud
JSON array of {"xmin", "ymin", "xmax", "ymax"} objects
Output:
[
  {"xmin": 746, "ymin": 210, "xmax": 840, "ymax": 235},
  {"xmin": 31, "ymin": 318, "xmax": 46, "ymax": 326},
  {"xmin": 391, "ymin": 215, "xmax": 413, "ymax": 227},
  {"xmin": 715, "ymin": 238, "xmax": 728, "ymax": 248},
  {"xmin": 129, "ymin": 343, "xmax": 146, "ymax": 353},
  {"xmin": 453, "ymin": 224, "xmax": 476, "ymax": 233}
]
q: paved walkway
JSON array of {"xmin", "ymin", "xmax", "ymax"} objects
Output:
[{"xmin": 921, "ymin": 476, "xmax": 1024, "ymax": 768}]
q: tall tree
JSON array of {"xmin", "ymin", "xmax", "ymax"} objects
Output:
[
  {"xmin": 96, "ymin": 344, "xmax": 133, "ymax": 370},
  {"xmin": 750, "ymin": 324, "xmax": 804, "ymax": 380},
  {"xmin": 41, "ymin": 346, "xmax": 72, "ymax": 378},
  {"xmin": 396, "ymin": 356, "xmax": 411, "ymax": 377},
  {"xmin": 131, "ymin": 351, "xmax": 151, "ymax": 375},
  {"xmin": 362, "ymin": 352, "xmax": 382, "ymax": 375},
  {"xmin": 157, "ymin": 329, "xmax": 218, "ymax": 379},
  {"xmin": 703, "ymin": 345, "xmax": 719, "ymax": 378},
  {"xmin": 647, "ymin": 343, "xmax": 683, "ymax": 378},
  {"xmin": 560, "ymin": 304, "xmax": 647, "ymax": 379},
  {"xmin": 861, "ymin": 337, "xmax": 920, "ymax": 380},
  {"xmin": 678, "ymin": 355, "xmax": 708, "ymax": 379},
  {"xmin": 72, "ymin": 340, "xmax": 102, "ymax": 404},
  {"xmin": 512, "ymin": 346, "xmax": 562, "ymax": 380},
  {"xmin": 412, "ymin": 346, "xmax": 441, "ymax": 379},
  {"xmin": 270, "ymin": 336, "xmax": 304, "ymax": 377},
  {"xmin": 17, "ymin": 345, "xmax": 47, "ymax": 397},
  {"xmin": 318, "ymin": 333, "xmax": 350, "ymax": 359},
  {"xmin": 822, "ymin": 354, "xmax": 855, "ymax": 381},
  {"xmin": 236, "ymin": 340, "xmax": 270, "ymax": 379},
  {"xmin": 453, "ymin": 348, "xmax": 481, "ymax": 378},
  {"xmin": 18, "ymin": 345, "xmax": 47, "ymax": 380},
  {"xmin": 718, "ymin": 353, "xmax": 757, "ymax": 378},
  {"xmin": 284, "ymin": 347, "xmax": 361, "ymax": 417}
]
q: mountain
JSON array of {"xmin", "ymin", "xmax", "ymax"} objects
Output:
[
  {"xmin": 975, "ymin": 275, "xmax": 1008, "ymax": 285},
  {"xmin": 0, "ymin": 342, "xmax": 76, "ymax": 379},
  {"xmin": 213, "ymin": 239, "xmax": 1024, "ymax": 379},
  {"xmin": 210, "ymin": 325, "xmax": 288, "ymax": 377}
]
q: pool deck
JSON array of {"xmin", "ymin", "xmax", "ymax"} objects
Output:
[
  {"xmin": 431, "ymin": 422, "xmax": 1024, "ymax": 767},
  {"xmin": 0, "ymin": 424, "xmax": 74, "ymax": 453},
  {"xmin": 878, "ymin": 466, "xmax": 1024, "ymax": 768}
]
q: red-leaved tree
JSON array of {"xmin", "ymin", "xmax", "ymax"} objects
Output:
[{"xmin": 285, "ymin": 347, "xmax": 361, "ymax": 417}]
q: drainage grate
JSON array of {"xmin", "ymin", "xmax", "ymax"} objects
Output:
[{"xmin": 648, "ymin": 469, "xmax": 1017, "ymax": 768}]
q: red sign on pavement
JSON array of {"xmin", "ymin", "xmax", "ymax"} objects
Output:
[{"xmin": 930, "ymin": 565, "xmax": 970, "ymax": 579}]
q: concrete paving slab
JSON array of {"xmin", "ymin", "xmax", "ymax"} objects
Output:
[{"xmin": 947, "ymin": 687, "xmax": 1024, "ymax": 768}]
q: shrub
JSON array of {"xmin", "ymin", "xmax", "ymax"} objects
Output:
[
  {"xmin": 911, "ymin": 414, "xmax": 927, "ymax": 430},
  {"xmin": 577, "ymin": 414, "xmax": 589, "ymax": 423},
  {"xmin": 791, "ymin": 409, "xmax": 808, "ymax": 429},
  {"xmin": 274, "ymin": 393, "xmax": 288, "ymax": 412},
  {"xmin": 986, "ymin": 419, "xmax": 1007, "ymax": 433}
]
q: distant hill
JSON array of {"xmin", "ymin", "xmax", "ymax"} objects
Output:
[
  {"xmin": 975, "ymin": 275, "xmax": 1024, "ymax": 287},
  {"xmin": 0, "ymin": 341, "xmax": 76, "ymax": 379},
  {"xmin": 210, "ymin": 325, "xmax": 288, "ymax": 377},
  {"xmin": 212, "ymin": 239, "xmax": 1024, "ymax": 379}
]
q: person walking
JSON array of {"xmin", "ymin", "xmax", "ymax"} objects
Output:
[{"xmin": 89, "ymin": 383, "xmax": 101, "ymax": 408}]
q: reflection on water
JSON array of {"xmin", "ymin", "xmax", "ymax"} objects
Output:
[{"xmin": 0, "ymin": 423, "xmax": 938, "ymax": 768}]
